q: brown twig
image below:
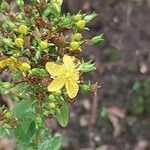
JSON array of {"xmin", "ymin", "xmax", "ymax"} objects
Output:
[{"xmin": 88, "ymin": 92, "xmax": 98, "ymax": 150}]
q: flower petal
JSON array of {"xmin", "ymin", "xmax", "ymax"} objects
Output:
[
  {"xmin": 47, "ymin": 76, "xmax": 66, "ymax": 92},
  {"xmin": 46, "ymin": 62, "xmax": 65, "ymax": 77},
  {"xmin": 63, "ymin": 55, "xmax": 75, "ymax": 69},
  {"xmin": 70, "ymin": 73, "xmax": 79, "ymax": 82},
  {"xmin": 65, "ymin": 79, "xmax": 79, "ymax": 99},
  {"xmin": 0, "ymin": 58, "xmax": 13, "ymax": 69}
]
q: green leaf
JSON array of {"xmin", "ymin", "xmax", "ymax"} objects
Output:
[
  {"xmin": 0, "ymin": 1, "xmax": 10, "ymax": 13},
  {"xmin": 50, "ymin": 134, "xmax": 62, "ymax": 150},
  {"xmin": 51, "ymin": 3, "xmax": 61, "ymax": 14},
  {"xmin": 51, "ymin": 0, "xmax": 63, "ymax": 6},
  {"xmin": 80, "ymin": 84, "xmax": 92, "ymax": 93},
  {"xmin": 79, "ymin": 60, "xmax": 96, "ymax": 73},
  {"xmin": 0, "ymin": 82, "xmax": 12, "ymax": 89},
  {"xmin": 0, "ymin": 38, "xmax": 14, "ymax": 47},
  {"xmin": 13, "ymin": 70, "xmax": 23, "ymax": 81},
  {"xmin": 84, "ymin": 12, "xmax": 98, "ymax": 23},
  {"xmin": 2, "ymin": 18, "xmax": 16, "ymax": 30},
  {"xmin": 12, "ymin": 100, "xmax": 34, "ymax": 119},
  {"xmin": 43, "ymin": 5, "xmax": 51, "ymax": 19},
  {"xmin": 0, "ymin": 128, "xmax": 9, "ymax": 138},
  {"xmin": 0, "ymin": 82, "xmax": 12, "ymax": 95},
  {"xmin": 14, "ymin": 119, "xmax": 36, "ymax": 143},
  {"xmin": 17, "ymin": 0, "xmax": 24, "ymax": 9},
  {"xmin": 29, "ymin": 68, "xmax": 47, "ymax": 77},
  {"xmin": 61, "ymin": 14, "xmax": 73, "ymax": 27},
  {"xmin": 56, "ymin": 104, "xmax": 69, "ymax": 127},
  {"xmin": 38, "ymin": 129, "xmax": 62, "ymax": 150},
  {"xmin": 91, "ymin": 34, "xmax": 104, "ymax": 44}
]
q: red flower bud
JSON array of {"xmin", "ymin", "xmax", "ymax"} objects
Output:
[{"xmin": 36, "ymin": 17, "xmax": 46, "ymax": 28}]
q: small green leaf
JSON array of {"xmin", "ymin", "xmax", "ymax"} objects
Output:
[
  {"xmin": 2, "ymin": 18, "xmax": 16, "ymax": 30},
  {"xmin": 51, "ymin": 3, "xmax": 61, "ymax": 14},
  {"xmin": 43, "ymin": 5, "xmax": 51, "ymax": 19},
  {"xmin": 50, "ymin": 134, "xmax": 62, "ymax": 150},
  {"xmin": 51, "ymin": 0, "xmax": 63, "ymax": 6},
  {"xmin": 84, "ymin": 12, "xmax": 98, "ymax": 23},
  {"xmin": 80, "ymin": 84, "xmax": 92, "ymax": 93},
  {"xmin": 0, "ymin": 128, "xmax": 9, "ymax": 138},
  {"xmin": 56, "ymin": 104, "xmax": 69, "ymax": 127},
  {"xmin": 0, "ymin": 82, "xmax": 12, "ymax": 95},
  {"xmin": 91, "ymin": 34, "xmax": 104, "ymax": 44},
  {"xmin": 12, "ymin": 100, "xmax": 34, "ymax": 119},
  {"xmin": 0, "ymin": 1, "xmax": 10, "ymax": 13},
  {"xmin": 79, "ymin": 60, "xmax": 96, "ymax": 73},
  {"xmin": 17, "ymin": 0, "xmax": 24, "ymax": 9},
  {"xmin": 14, "ymin": 119, "xmax": 36, "ymax": 143},
  {"xmin": 29, "ymin": 68, "xmax": 47, "ymax": 77},
  {"xmin": 0, "ymin": 38, "xmax": 14, "ymax": 47}
]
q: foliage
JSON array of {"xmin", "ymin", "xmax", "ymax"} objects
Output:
[{"xmin": 0, "ymin": 0, "xmax": 102, "ymax": 149}]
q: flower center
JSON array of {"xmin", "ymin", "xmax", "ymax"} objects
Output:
[{"xmin": 65, "ymin": 72, "xmax": 71, "ymax": 78}]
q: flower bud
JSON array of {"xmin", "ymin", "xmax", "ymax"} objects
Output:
[
  {"xmin": 48, "ymin": 102, "xmax": 56, "ymax": 109},
  {"xmin": 36, "ymin": 17, "xmax": 46, "ymax": 28},
  {"xmin": 80, "ymin": 84, "xmax": 92, "ymax": 93},
  {"xmin": 9, "ymin": 118, "xmax": 18, "ymax": 127},
  {"xmin": 21, "ymin": 63, "xmax": 31, "ymax": 72},
  {"xmin": 76, "ymin": 20, "xmax": 86, "ymax": 29},
  {"xmin": 53, "ymin": 90, "xmax": 61, "ymax": 96},
  {"xmin": 73, "ymin": 33, "xmax": 82, "ymax": 41},
  {"xmin": 36, "ymin": 92, "xmax": 44, "ymax": 100},
  {"xmin": 70, "ymin": 41, "xmax": 80, "ymax": 50},
  {"xmin": 0, "ymin": 113, "xmax": 5, "ymax": 121},
  {"xmin": 74, "ymin": 14, "xmax": 82, "ymax": 21},
  {"xmin": 51, "ymin": 27, "xmax": 57, "ymax": 32},
  {"xmin": 40, "ymin": 40, "xmax": 48, "ymax": 50},
  {"xmin": 5, "ymin": 112, "xmax": 12, "ymax": 119},
  {"xmin": 48, "ymin": 94, "xmax": 56, "ymax": 102},
  {"xmin": 24, "ymin": 5, "xmax": 32, "ymax": 14},
  {"xmin": 35, "ymin": 116, "xmax": 43, "ymax": 127},
  {"xmin": 18, "ymin": 25, "xmax": 28, "ymax": 34},
  {"xmin": 14, "ymin": 38, "xmax": 24, "ymax": 48}
]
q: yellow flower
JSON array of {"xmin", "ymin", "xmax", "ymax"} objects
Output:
[
  {"xmin": 18, "ymin": 25, "xmax": 28, "ymax": 34},
  {"xmin": 40, "ymin": 40, "xmax": 48, "ymax": 50},
  {"xmin": 76, "ymin": 20, "xmax": 86, "ymax": 29},
  {"xmin": 46, "ymin": 55, "xmax": 79, "ymax": 99},
  {"xmin": 0, "ymin": 57, "xmax": 18, "ymax": 70},
  {"xmin": 21, "ymin": 62, "xmax": 31, "ymax": 72},
  {"xmin": 15, "ymin": 38, "xmax": 24, "ymax": 47}
]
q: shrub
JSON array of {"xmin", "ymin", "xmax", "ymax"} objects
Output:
[{"xmin": 0, "ymin": 0, "xmax": 102, "ymax": 149}]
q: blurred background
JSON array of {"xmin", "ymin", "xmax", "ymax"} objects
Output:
[{"xmin": 0, "ymin": 0, "xmax": 150, "ymax": 150}]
